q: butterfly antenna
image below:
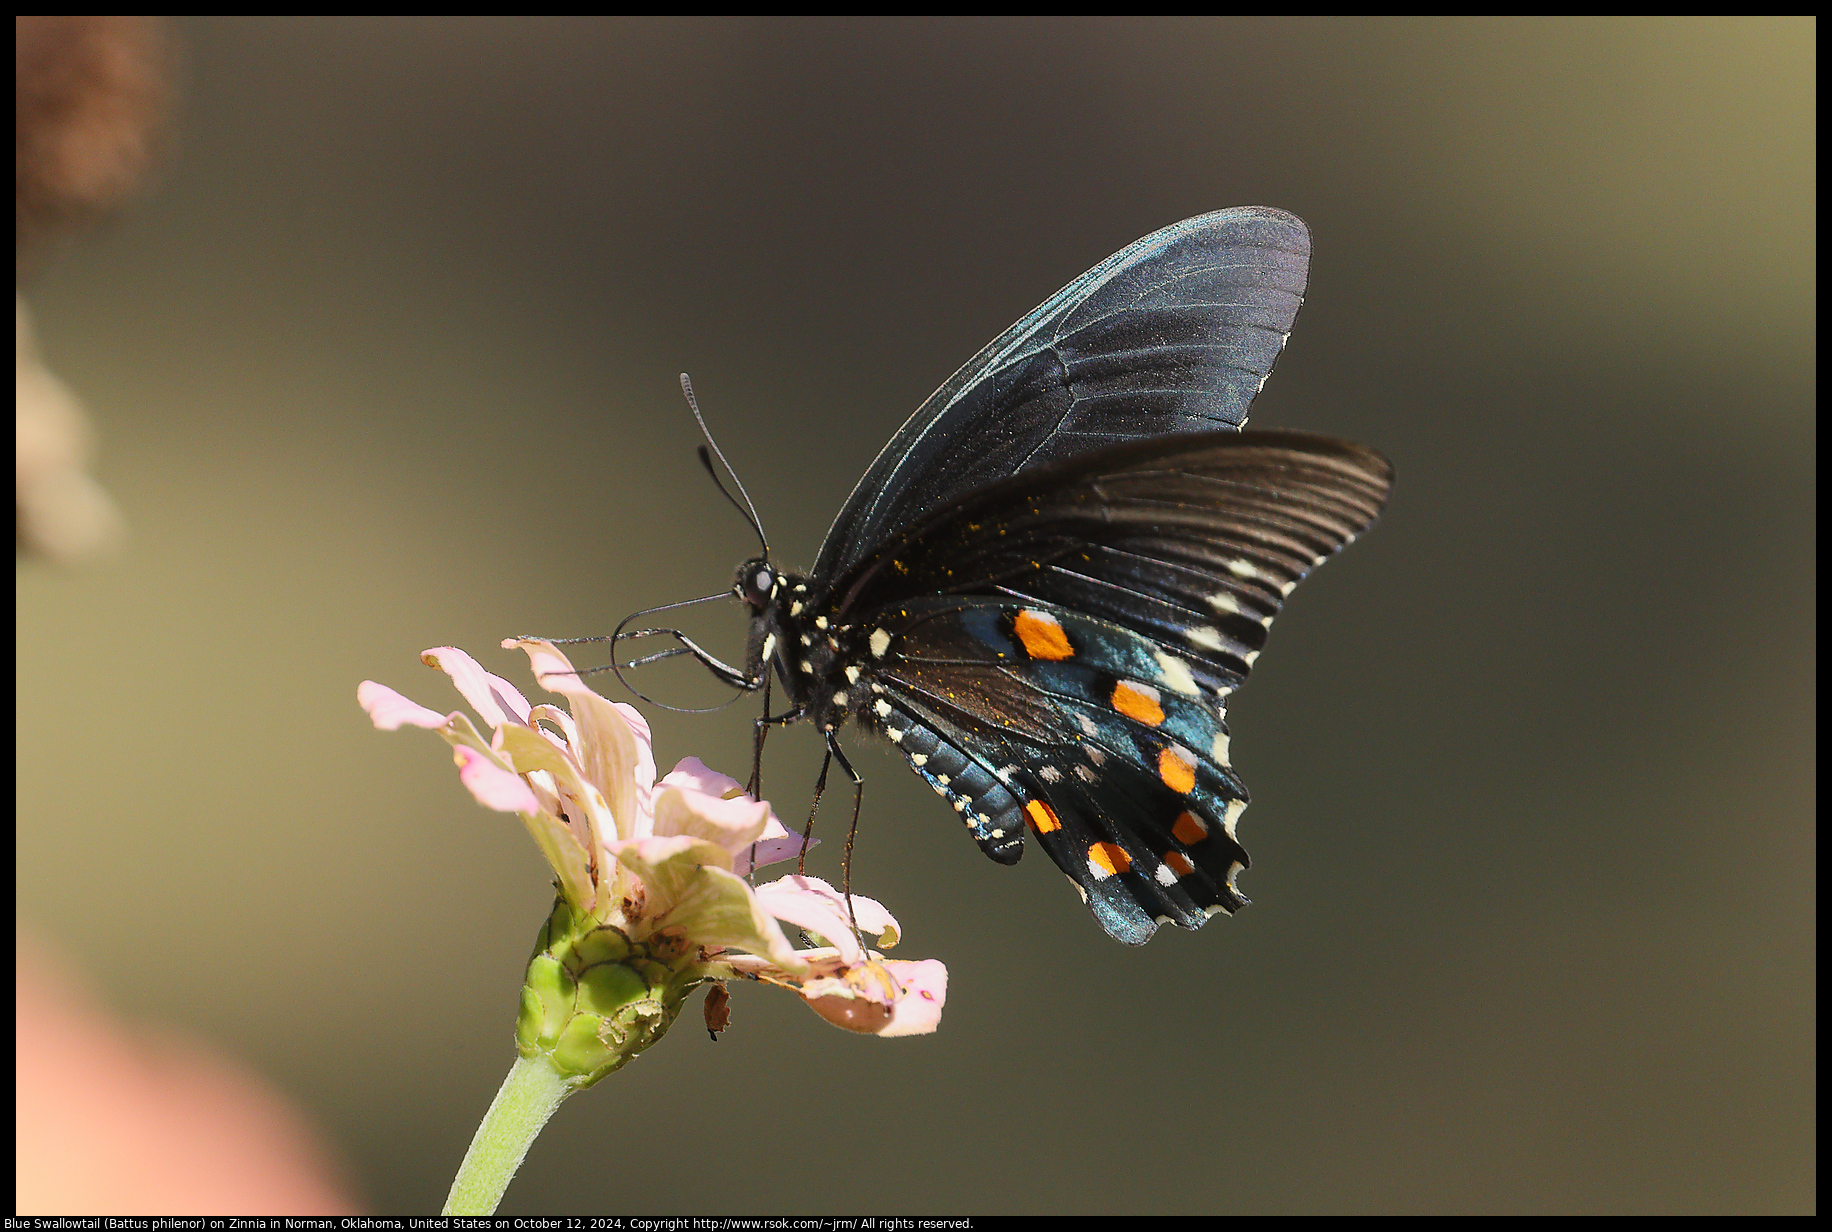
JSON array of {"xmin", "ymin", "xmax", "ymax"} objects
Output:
[{"xmin": 681, "ymin": 373, "xmax": 769, "ymax": 556}]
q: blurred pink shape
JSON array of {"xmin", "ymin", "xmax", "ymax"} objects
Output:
[{"xmin": 15, "ymin": 932, "xmax": 360, "ymax": 1215}]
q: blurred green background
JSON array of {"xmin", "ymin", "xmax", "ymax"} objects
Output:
[{"xmin": 17, "ymin": 16, "xmax": 1814, "ymax": 1215}]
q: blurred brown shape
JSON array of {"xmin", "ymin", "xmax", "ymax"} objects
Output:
[
  {"xmin": 15, "ymin": 16, "xmax": 166, "ymax": 561},
  {"xmin": 16, "ymin": 15, "xmax": 169, "ymax": 267},
  {"xmin": 15, "ymin": 932, "xmax": 362, "ymax": 1215}
]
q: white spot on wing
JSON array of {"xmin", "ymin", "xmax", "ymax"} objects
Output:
[
  {"xmin": 1188, "ymin": 625, "xmax": 1223, "ymax": 651},
  {"xmin": 1208, "ymin": 591, "xmax": 1242, "ymax": 615},
  {"xmin": 1211, "ymin": 730, "xmax": 1232, "ymax": 765},
  {"xmin": 869, "ymin": 628, "xmax": 892, "ymax": 657},
  {"xmin": 1222, "ymin": 798, "xmax": 1246, "ymax": 840},
  {"xmin": 1226, "ymin": 559, "xmax": 1259, "ymax": 579},
  {"xmin": 1154, "ymin": 650, "xmax": 1201, "ymax": 696}
]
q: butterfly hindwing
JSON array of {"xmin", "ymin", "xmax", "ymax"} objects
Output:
[{"xmin": 835, "ymin": 432, "xmax": 1391, "ymax": 942}]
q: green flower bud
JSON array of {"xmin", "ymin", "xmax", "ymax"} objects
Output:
[{"xmin": 514, "ymin": 896, "xmax": 698, "ymax": 1089}]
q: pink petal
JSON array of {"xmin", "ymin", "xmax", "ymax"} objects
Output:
[
  {"xmin": 507, "ymin": 640, "xmax": 656, "ymax": 835},
  {"xmin": 421, "ymin": 647, "xmax": 532, "ymax": 730},
  {"xmin": 730, "ymin": 830, "xmax": 812, "ymax": 878},
  {"xmin": 659, "ymin": 757, "xmax": 745, "ymax": 799},
  {"xmin": 752, "ymin": 876, "xmax": 867, "ymax": 963},
  {"xmin": 452, "ymin": 746, "xmax": 539, "ymax": 814},
  {"xmin": 357, "ymin": 681, "xmax": 449, "ymax": 731},
  {"xmin": 757, "ymin": 874, "xmax": 897, "ymax": 948},
  {"xmin": 831, "ymin": 892, "xmax": 900, "ymax": 945},
  {"xmin": 651, "ymin": 783, "xmax": 772, "ymax": 843},
  {"xmin": 875, "ymin": 959, "xmax": 948, "ymax": 1037}
]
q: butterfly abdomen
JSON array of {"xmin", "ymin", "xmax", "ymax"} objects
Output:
[{"xmin": 866, "ymin": 695, "xmax": 1028, "ymax": 864}]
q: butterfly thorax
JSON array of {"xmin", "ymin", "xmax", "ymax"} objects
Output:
[{"xmin": 735, "ymin": 557, "xmax": 886, "ymax": 735}]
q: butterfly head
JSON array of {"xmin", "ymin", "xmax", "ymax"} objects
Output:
[{"xmin": 733, "ymin": 558, "xmax": 779, "ymax": 611}]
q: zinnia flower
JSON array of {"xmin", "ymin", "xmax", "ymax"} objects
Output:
[{"xmin": 358, "ymin": 637, "xmax": 944, "ymax": 1088}]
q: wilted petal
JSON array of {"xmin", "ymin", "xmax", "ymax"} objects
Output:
[
  {"xmin": 870, "ymin": 959, "xmax": 947, "ymax": 1036},
  {"xmin": 452, "ymin": 746, "xmax": 540, "ymax": 815},
  {"xmin": 357, "ymin": 680, "xmax": 450, "ymax": 731},
  {"xmin": 801, "ymin": 957, "xmax": 947, "ymax": 1037}
]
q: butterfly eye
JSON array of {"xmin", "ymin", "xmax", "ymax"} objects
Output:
[{"xmin": 733, "ymin": 559, "xmax": 775, "ymax": 609}]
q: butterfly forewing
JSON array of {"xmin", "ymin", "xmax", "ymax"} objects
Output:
[{"xmin": 813, "ymin": 207, "xmax": 1312, "ymax": 580}]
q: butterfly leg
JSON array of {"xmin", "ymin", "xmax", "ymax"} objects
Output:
[
  {"xmin": 800, "ymin": 742, "xmax": 832, "ymax": 875},
  {"xmin": 746, "ymin": 694, "xmax": 809, "ymax": 798},
  {"xmin": 747, "ymin": 671, "xmax": 773, "ymax": 799},
  {"xmin": 823, "ymin": 732, "xmax": 867, "ymax": 942},
  {"xmin": 789, "ymin": 735, "xmax": 868, "ymax": 944},
  {"xmin": 613, "ymin": 626, "xmax": 753, "ymax": 689}
]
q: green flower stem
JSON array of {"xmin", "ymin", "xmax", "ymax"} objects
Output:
[{"xmin": 442, "ymin": 1053, "xmax": 572, "ymax": 1215}]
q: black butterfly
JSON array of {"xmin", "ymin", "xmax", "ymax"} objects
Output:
[{"xmin": 647, "ymin": 207, "xmax": 1391, "ymax": 944}]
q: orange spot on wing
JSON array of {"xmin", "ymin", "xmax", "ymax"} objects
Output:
[
  {"xmin": 1172, "ymin": 810, "xmax": 1209, "ymax": 846},
  {"xmin": 1013, "ymin": 609, "xmax": 1073, "ymax": 661},
  {"xmin": 1158, "ymin": 748, "xmax": 1196, "ymax": 794},
  {"xmin": 1163, "ymin": 850, "xmax": 1195, "ymax": 877},
  {"xmin": 1087, "ymin": 842, "xmax": 1131, "ymax": 877},
  {"xmin": 1110, "ymin": 681, "xmax": 1165, "ymax": 726},
  {"xmin": 1024, "ymin": 799, "xmax": 1062, "ymax": 834}
]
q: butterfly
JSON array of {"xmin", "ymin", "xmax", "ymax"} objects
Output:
[{"xmin": 645, "ymin": 207, "xmax": 1391, "ymax": 944}]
